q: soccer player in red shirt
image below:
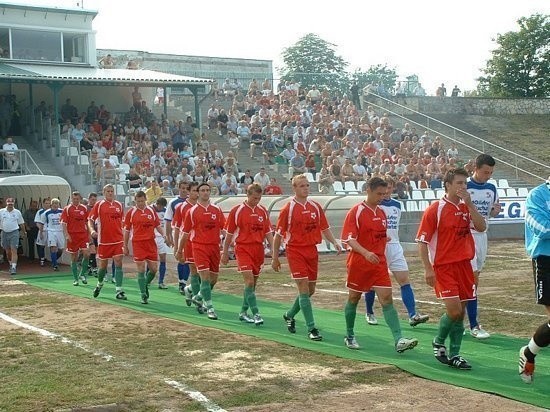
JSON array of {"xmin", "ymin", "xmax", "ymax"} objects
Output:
[
  {"xmin": 341, "ymin": 177, "xmax": 418, "ymax": 353},
  {"xmin": 123, "ymin": 191, "xmax": 165, "ymax": 304},
  {"xmin": 61, "ymin": 191, "xmax": 91, "ymax": 286},
  {"xmin": 416, "ymin": 168, "xmax": 486, "ymax": 370},
  {"xmin": 272, "ymin": 174, "xmax": 341, "ymax": 341},
  {"xmin": 88, "ymin": 184, "xmax": 127, "ymax": 300},
  {"xmin": 221, "ymin": 183, "xmax": 274, "ymax": 325},
  {"xmin": 174, "ymin": 182, "xmax": 201, "ymax": 309},
  {"xmin": 180, "ymin": 182, "xmax": 225, "ymax": 320}
]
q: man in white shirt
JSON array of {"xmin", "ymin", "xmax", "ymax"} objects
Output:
[
  {"xmin": 253, "ymin": 168, "xmax": 270, "ymax": 189},
  {"xmin": 0, "ymin": 197, "xmax": 25, "ymax": 274},
  {"xmin": 3, "ymin": 137, "xmax": 19, "ymax": 172}
]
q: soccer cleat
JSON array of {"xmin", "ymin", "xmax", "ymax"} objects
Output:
[
  {"xmin": 91, "ymin": 268, "xmax": 98, "ymax": 277},
  {"xmin": 115, "ymin": 291, "xmax": 127, "ymax": 300},
  {"xmin": 73, "ymin": 280, "xmax": 79, "ymax": 286},
  {"xmin": 207, "ymin": 308, "xmax": 218, "ymax": 320},
  {"xmin": 432, "ymin": 339, "xmax": 449, "ymax": 364},
  {"xmin": 110, "ymin": 277, "xmax": 116, "ymax": 284},
  {"xmin": 448, "ymin": 355, "xmax": 472, "ymax": 370},
  {"xmin": 179, "ymin": 283, "xmax": 186, "ymax": 295},
  {"xmin": 344, "ymin": 336, "xmax": 360, "ymax": 350},
  {"xmin": 239, "ymin": 312, "xmax": 255, "ymax": 323},
  {"xmin": 470, "ymin": 325, "xmax": 490, "ymax": 339},
  {"xmin": 365, "ymin": 313, "xmax": 378, "ymax": 325},
  {"xmin": 396, "ymin": 337, "xmax": 418, "ymax": 353},
  {"xmin": 92, "ymin": 285, "xmax": 102, "ymax": 298},
  {"xmin": 518, "ymin": 346, "xmax": 535, "ymax": 383},
  {"xmin": 158, "ymin": 283, "xmax": 168, "ymax": 290},
  {"xmin": 53, "ymin": 265, "xmax": 59, "ymax": 271},
  {"xmin": 140, "ymin": 294, "xmax": 148, "ymax": 304},
  {"xmin": 308, "ymin": 328, "xmax": 323, "ymax": 341},
  {"xmin": 283, "ymin": 313, "xmax": 296, "ymax": 334},
  {"xmin": 145, "ymin": 285, "xmax": 150, "ymax": 299},
  {"xmin": 79, "ymin": 275, "xmax": 88, "ymax": 285},
  {"xmin": 197, "ymin": 305, "xmax": 207, "ymax": 315},
  {"xmin": 9, "ymin": 267, "xmax": 16, "ymax": 275},
  {"xmin": 40, "ymin": 259, "xmax": 45, "ymax": 267},
  {"xmin": 409, "ymin": 313, "xmax": 429, "ymax": 327},
  {"xmin": 183, "ymin": 286, "xmax": 193, "ymax": 306},
  {"xmin": 253, "ymin": 314, "xmax": 264, "ymax": 325}
]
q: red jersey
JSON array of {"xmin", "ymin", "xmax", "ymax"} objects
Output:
[
  {"xmin": 124, "ymin": 206, "xmax": 160, "ymax": 242},
  {"xmin": 182, "ymin": 203, "xmax": 225, "ymax": 245},
  {"xmin": 275, "ymin": 198, "xmax": 328, "ymax": 247},
  {"xmin": 88, "ymin": 199, "xmax": 124, "ymax": 245},
  {"xmin": 416, "ymin": 197, "xmax": 475, "ymax": 266},
  {"xmin": 225, "ymin": 202, "xmax": 272, "ymax": 245},
  {"xmin": 61, "ymin": 204, "xmax": 89, "ymax": 234},
  {"xmin": 264, "ymin": 185, "xmax": 283, "ymax": 195},
  {"xmin": 172, "ymin": 200, "xmax": 193, "ymax": 229},
  {"xmin": 341, "ymin": 202, "xmax": 387, "ymax": 259}
]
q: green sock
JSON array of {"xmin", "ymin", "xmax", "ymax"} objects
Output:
[
  {"xmin": 448, "ymin": 320, "xmax": 465, "ymax": 357},
  {"xmin": 287, "ymin": 296, "xmax": 301, "ymax": 318},
  {"xmin": 137, "ymin": 272, "xmax": 146, "ymax": 295},
  {"xmin": 146, "ymin": 270, "xmax": 156, "ymax": 285},
  {"xmin": 200, "ymin": 280, "xmax": 212, "ymax": 308},
  {"xmin": 79, "ymin": 257, "xmax": 89, "ymax": 277},
  {"xmin": 71, "ymin": 262, "xmax": 78, "ymax": 281},
  {"xmin": 382, "ymin": 304, "xmax": 402, "ymax": 344},
  {"xmin": 190, "ymin": 274, "xmax": 201, "ymax": 295},
  {"xmin": 345, "ymin": 301, "xmax": 358, "ymax": 337},
  {"xmin": 435, "ymin": 313, "xmax": 454, "ymax": 345},
  {"xmin": 299, "ymin": 293, "xmax": 315, "ymax": 331},
  {"xmin": 241, "ymin": 287, "xmax": 250, "ymax": 313},
  {"xmin": 97, "ymin": 268, "xmax": 107, "ymax": 284},
  {"xmin": 114, "ymin": 267, "xmax": 123, "ymax": 288},
  {"xmin": 246, "ymin": 286, "xmax": 258, "ymax": 315}
]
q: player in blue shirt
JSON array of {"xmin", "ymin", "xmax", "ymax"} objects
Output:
[{"xmin": 465, "ymin": 154, "xmax": 501, "ymax": 339}]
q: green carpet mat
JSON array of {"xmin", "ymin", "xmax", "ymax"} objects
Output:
[{"xmin": 16, "ymin": 273, "xmax": 550, "ymax": 409}]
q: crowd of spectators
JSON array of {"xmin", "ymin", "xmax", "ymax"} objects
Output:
[{"xmin": 42, "ymin": 80, "xmax": 468, "ymax": 203}]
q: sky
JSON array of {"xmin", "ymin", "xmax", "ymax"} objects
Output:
[{"xmin": 10, "ymin": 0, "xmax": 550, "ymax": 94}]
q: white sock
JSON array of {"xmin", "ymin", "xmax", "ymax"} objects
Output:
[{"xmin": 528, "ymin": 337, "xmax": 542, "ymax": 355}]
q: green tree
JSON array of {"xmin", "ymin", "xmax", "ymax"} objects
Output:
[
  {"xmin": 351, "ymin": 64, "xmax": 398, "ymax": 96},
  {"xmin": 279, "ymin": 33, "xmax": 349, "ymax": 93},
  {"xmin": 477, "ymin": 14, "xmax": 550, "ymax": 97}
]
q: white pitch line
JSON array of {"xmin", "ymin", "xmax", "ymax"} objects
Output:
[{"xmin": 0, "ymin": 311, "xmax": 226, "ymax": 412}]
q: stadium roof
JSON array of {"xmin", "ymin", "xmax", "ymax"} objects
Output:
[{"xmin": 0, "ymin": 63, "xmax": 213, "ymax": 86}]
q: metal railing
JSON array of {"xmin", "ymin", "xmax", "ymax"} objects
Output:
[
  {"xmin": 363, "ymin": 92, "xmax": 550, "ymax": 184},
  {"xmin": 0, "ymin": 149, "xmax": 43, "ymax": 175}
]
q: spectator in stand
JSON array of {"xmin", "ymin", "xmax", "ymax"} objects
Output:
[
  {"xmin": 329, "ymin": 158, "xmax": 344, "ymax": 183},
  {"xmin": 290, "ymin": 152, "xmax": 306, "ymax": 176},
  {"xmin": 254, "ymin": 167, "xmax": 270, "ymax": 189},
  {"xmin": 224, "ymin": 155, "xmax": 239, "ymax": 180},
  {"xmin": 305, "ymin": 154, "xmax": 317, "ymax": 176},
  {"xmin": 418, "ymin": 174, "xmax": 429, "ymax": 189},
  {"xmin": 161, "ymin": 180, "xmax": 174, "ymax": 196},
  {"xmin": 436, "ymin": 83, "xmax": 447, "ymax": 98},
  {"xmin": 221, "ymin": 177, "xmax": 239, "ymax": 195},
  {"xmin": 306, "ymin": 86, "xmax": 321, "ymax": 105},
  {"xmin": 3, "ymin": 137, "xmax": 19, "ymax": 172},
  {"xmin": 227, "ymin": 131, "xmax": 240, "ymax": 161},
  {"xmin": 426, "ymin": 157, "xmax": 442, "ymax": 181},
  {"xmin": 207, "ymin": 169, "xmax": 223, "ymax": 192},
  {"xmin": 264, "ymin": 177, "xmax": 283, "ymax": 195},
  {"xmin": 451, "ymin": 85, "xmax": 461, "ymax": 97},
  {"xmin": 429, "ymin": 142, "xmax": 440, "ymax": 158},
  {"xmin": 341, "ymin": 158, "xmax": 356, "ymax": 182},
  {"xmin": 239, "ymin": 170, "xmax": 254, "ymax": 191},
  {"xmin": 447, "ymin": 143, "xmax": 459, "ymax": 160},
  {"xmin": 217, "ymin": 109, "xmax": 229, "ymax": 137},
  {"xmin": 261, "ymin": 135, "xmax": 278, "ymax": 165},
  {"xmin": 176, "ymin": 167, "xmax": 193, "ymax": 185},
  {"xmin": 430, "ymin": 174, "xmax": 443, "ymax": 190},
  {"xmin": 236, "ymin": 120, "xmax": 251, "ymax": 143},
  {"xmin": 132, "ymin": 86, "xmax": 142, "ymax": 111},
  {"xmin": 271, "ymin": 128, "xmax": 285, "ymax": 148},
  {"xmin": 281, "ymin": 143, "xmax": 297, "ymax": 163},
  {"xmin": 145, "ymin": 180, "xmax": 162, "ymax": 204},
  {"xmin": 61, "ymin": 98, "xmax": 78, "ymax": 124},
  {"xmin": 352, "ymin": 157, "xmax": 367, "ymax": 181}
]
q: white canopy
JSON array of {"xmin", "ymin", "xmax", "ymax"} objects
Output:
[{"xmin": 0, "ymin": 175, "xmax": 72, "ymax": 209}]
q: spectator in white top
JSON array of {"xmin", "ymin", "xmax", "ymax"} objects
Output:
[
  {"xmin": 207, "ymin": 169, "xmax": 222, "ymax": 191},
  {"xmin": 150, "ymin": 148, "xmax": 166, "ymax": 168},
  {"xmin": 3, "ymin": 137, "xmax": 19, "ymax": 172},
  {"xmin": 0, "ymin": 197, "xmax": 25, "ymax": 274},
  {"xmin": 306, "ymin": 85, "xmax": 321, "ymax": 104},
  {"xmin": 253, "ymin": 167, "xmax": 270, "ymax": 189},
  {"xmin": 447, "ymin": 143, "xmax": 459, "ymax": 160},
  {"xmin": 207, "ymin": 104, "xmax": 219, "ymax": 130},
  {"xmin": 176, "ymin": 167, "xmax": 193, "ymax": 184},
  {"xmin": 236, "ymin": 121, "xmax": 251, "ymax": 142},
  {"xmin": 281, "ymin": 143, "xmax": 297, "ymax": 163},
  {"xmin": 220, "ymin": 177, "xmax": 239, "ymax": 195},
  {"xmin": 352, "ymin": 157, "xmax": 367, "ymax": 180}
]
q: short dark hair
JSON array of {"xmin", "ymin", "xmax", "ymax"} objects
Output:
[
  {"xmin": 156, "ymin": 197, "xmax": 167, "ymax": 207},
  {"xmin": 366, "ymin": 177, "xmax": 388, "ymax": 191},
  {"xmin": 443, "ymin": 168, "xmax": 469, "ymax": 192},
  {"xmin": 135, "ymin": 190, "xmax": 146, "ymax": 199},
  {"xmin": 475, "ymin": 154, "xmax": 496, "ymax": 169}
]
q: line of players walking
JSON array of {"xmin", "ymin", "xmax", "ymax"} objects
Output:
[{"xmin": 22, "ymin": 153, "xmax": 548, "ymax": 381}]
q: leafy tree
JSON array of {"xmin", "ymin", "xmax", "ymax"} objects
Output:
[
  {"xmin": 279, "ymin": 33, "xmax": 349, "ymax": 92},
  {"xmin": 351, "ymin": 64, "xmax": 398, "ymax": 95},
  {"xmin": 477, "ymin": 14, "xmax": 550, "ymax": 97}
]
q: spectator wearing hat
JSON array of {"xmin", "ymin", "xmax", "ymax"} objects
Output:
[{"xmin": 0, "ymin": 197, "xmax": 25, "ymax": 275}]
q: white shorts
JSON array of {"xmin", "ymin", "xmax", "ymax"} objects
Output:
[
  {"xmin": 47, "ymin": 231, "xmax": 66, "ymax": 249},
  {"xmin": 385, "ymin": 243, "xmax": 409, "ymax": 272},
  {"xmin": 471, "ymin": 231, "xmax": 488, "ymax": 273},
  {"xmin": 155, "ymin": 236, "xmax": 169, "ymax": 255},
  {"xmin": 36, "ymin": 231, "xmax": 48, "ymax": 246}
]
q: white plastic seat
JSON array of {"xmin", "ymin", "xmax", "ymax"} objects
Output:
[
  {"xmin": 488, "ymin": 179, "xmax": 497, "ymax": 187},
  {"xmin": 497, "ymin": 188, "xmax": 507, "ymax": 198},
  {"xmin": 344, "ymin": 181, "xmax": 357, "ymax": 192},
  {"xmin": 517, "ymin": 187, "xmax": 529, "ymax": 197},
  {"xmin": 498, "ymin": 179, "xmax": 510, "ymax": 189},
  {"xmin": 356, "ymin": 180, "xmax": 366, "ymax": 193},
  {"xmin": 424, "ymin": 189, "xmax": 436, "ymax": 200},
  {"xmin": 316, "ymin": 242, "xmax": 330, "ymax": 253},
  {"xmin": 435, "ymin": 189, "xmax": 445, "ymax": 198},
  {"xmin": 418, "ymin": 200, "xmax": 430, "ymax": 211},
  {"xmin": 333, "ymin": 181, "xmax": 344, "ymax": 192},
  {"xmin": 305, "ymin": 172, "xmax": 315, "ymax": 183},
  {"xmin": 59, "ymin": 139, "xmax": 70, "ymax": 156},
  {"xmin": 115, "ymin": 184, "xmax": 127, "ymax": 196},
  {"xmin": 506, "ymin": 188, "xmax": 518, "ymax": 197},
  {"xmin": 412, "ymin": 190, "xmax": 423, "ymax": 200},
  {"xmin": 409, "ymin": 181, "xmax": 417, "ymax": 190},
  {"xmin": 406, "ymin": 200, "xmax": 418, "ymax": 212},
  {"xmin": 119, "ymin": 163, "xmax": 130, "ymax": 174},
  {"xmin": 109, "ymin": 155, "xmax": 120, "ymax": 167}
]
